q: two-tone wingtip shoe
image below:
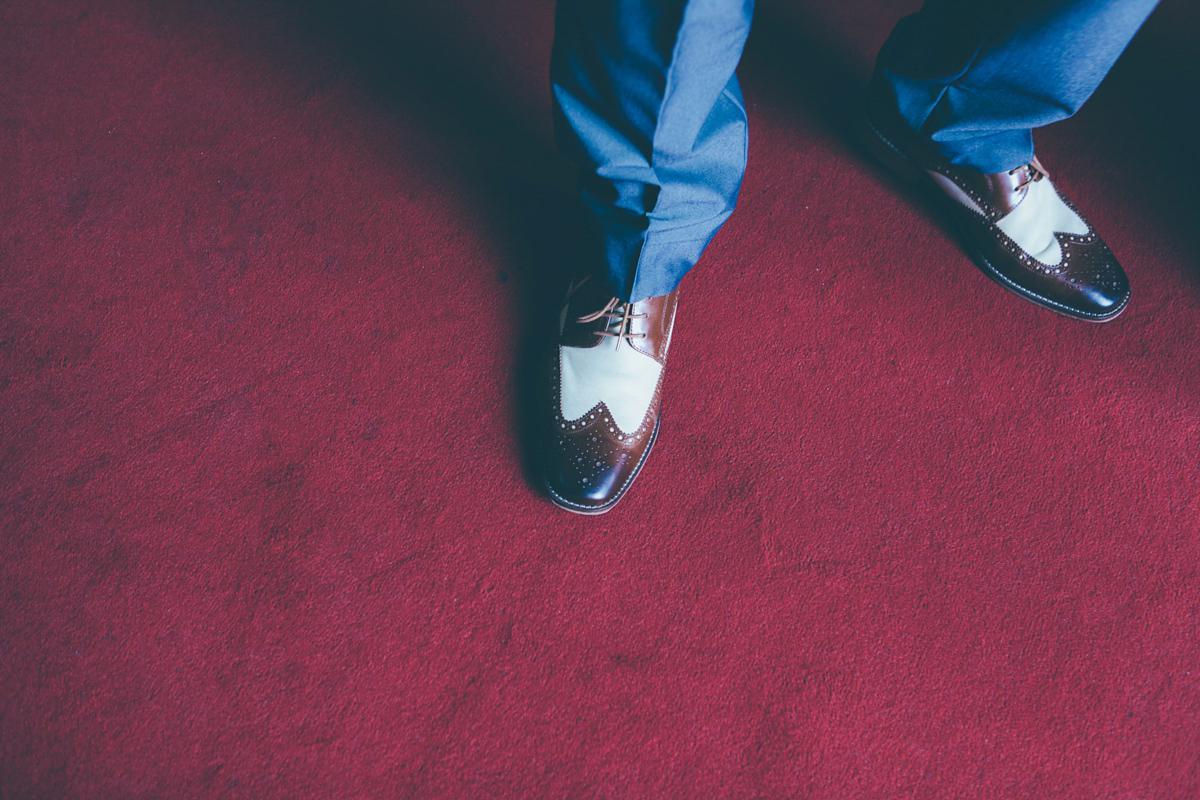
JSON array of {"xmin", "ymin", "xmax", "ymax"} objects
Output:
[
  {"xmin": 543, "ymin": 276, "xmax": 678, "ymax": 515},
  {"xmin": 859, "ymin": 85, "xmax": 1130, "ymax": 322}
]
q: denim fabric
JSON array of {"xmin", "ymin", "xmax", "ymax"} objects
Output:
[
  {"xmin": 878, "ymin": 0, "xmax": 1159, "ymax": 173},
  {"xmin": 551, "ymin": 0, "xmax": 755, "ymax": 301},
  {"xmin": 552, "ymin": 0, "xmax": 1157, "ymax": 300}
]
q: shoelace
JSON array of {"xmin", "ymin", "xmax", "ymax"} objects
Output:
[
  {"xmin": 567, "ymin": 277, "xmax": 647, "ymax": 351},
  {"xmin": 1010, "ymin": 156, "xmax": 1049, "ymax": 193}
]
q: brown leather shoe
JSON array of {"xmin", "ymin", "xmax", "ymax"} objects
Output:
[
  {"xmin": 859, "ymin": 85, "xmax": 1130, "ymax": 322},
  {"xmin": 542, "ymin": 277, "xmax": 678, "ymax": 515}
]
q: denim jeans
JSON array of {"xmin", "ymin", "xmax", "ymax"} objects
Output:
[{"xmin": 550, "ymin": 0, "xmax": 1159, "ymax": 301}]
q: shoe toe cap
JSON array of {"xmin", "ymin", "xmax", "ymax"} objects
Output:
[
  {"xmin": 544, "ymin": 429, "xmax": 641, "ymax": 513},
  {"xmin": 1065, "ymin": 242, "xmax": 1130, "ymax": 318},
  {"xmin": 543, "ymin": 412, "xmax": 659, "ymax": 515},
  {"xmin": 545, "ymin": 455, "xmax": 633, "ymax": 513}
]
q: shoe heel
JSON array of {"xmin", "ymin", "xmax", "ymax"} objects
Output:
[{"xmin": 855, "ymin": 108, "xmax": 924, "ymax": 186}]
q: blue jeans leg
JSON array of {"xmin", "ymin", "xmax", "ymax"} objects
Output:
[
  {"xmin": 876, "ymin": 0, "xmax": 1160, "ymax": 173},
  {"xmin": 551, "ymin": 0, "xmax": 755, "ymax": 301}
]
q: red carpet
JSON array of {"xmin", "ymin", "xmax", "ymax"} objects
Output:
[{"xmin": 3, "ymin": 1, "xmax": 1199, "ymax": 797}]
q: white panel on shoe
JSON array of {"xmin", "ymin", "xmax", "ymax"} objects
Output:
[
  {"xmin": 994, "ymin": 178, "xmax": 1089, "ymax": 267},
  {"xmin": 560, "ymin": 337, "xmax": 662, "ymax": 436},
  {"xmin": 927, "ymin": 168, "xmax": 1090, "ymax": 268}
]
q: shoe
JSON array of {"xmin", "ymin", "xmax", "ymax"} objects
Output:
[
  {"xmin": 542, "ymin": 276, "xmax": 678, "ymax": 515},
  {"xmin": 859, "ymin": 84, "xmax": 1130, "ymax": 322}
]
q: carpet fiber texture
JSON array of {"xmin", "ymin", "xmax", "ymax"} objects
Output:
[{"xmin": 2, "ymin": 0, "xmax": 1199, "ymax": 797}]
